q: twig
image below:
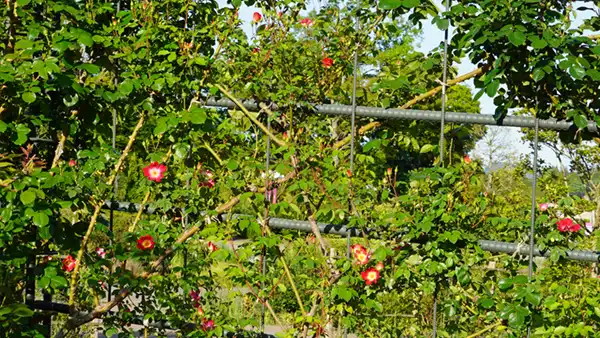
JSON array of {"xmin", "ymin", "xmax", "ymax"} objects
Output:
[
  {"xmin": 333, "ymin": 66, "xmax": 489, "ymax": 150},
  {"xmin": 202, "ymin": 142, "xmax": 223, "ymax": 165},
  {"xmin": 68, "ymin": 114, "xmax": 145, "ymax": 306},
  {"xmin": 465, "ymin": 322, "xmax": 502, "ymax": 338},
  {"xmin": 51, "ymin": 131, "xmax": 67, "ymax": 169},
  {"xmin": 215, "ymin": 85, "xmax": 288, "ymax": 147},
  {"xmin": 128, "ymin": 191, "xmax": 151, "ymax": 232}
]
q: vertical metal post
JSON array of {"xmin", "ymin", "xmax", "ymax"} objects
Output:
[
  {"xmin": 438, "ymin": 0, "xmax": 451, "ymax": 167},
  {"xmin": 434, "ymin": 2, "xmax": 450, "ymax": 337},
  {"xmin": 526, "ymin": 118, "xmax": 539, "ymax": 338},
  {"xmin": 108, "ymin": 0, "xmax": 121, "ymax": 304},
  {"xmin": 260, "ymin": 116, "xmax": 272, "ymax": 333},
  {"xmin": 42, "ymin": 291, "xmax": 52, "ymax": 337},
  {"xmin": 342, "ymin": 13, "xmax": 360, "ymax": 338},
  {"xmin": 528, "ymin": 119, "xmax": 539, "ymax": 281},
  {"xmin": 25, "ymin": 255, "xmax": 35, "ymax": 307}
]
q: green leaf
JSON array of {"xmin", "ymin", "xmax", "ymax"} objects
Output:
[
  {"xmin": 38, "ymin": 276, "xmax": 50, "ymax": 289},
  {"xmin": 50, "ymin": 275, "xmax": 68, "ymax": 288},
  {"xmin": 573, "ymin": 114, "xmax": 588, "ymax": 129},
  {"xmin": 78, "ymin": 64, "xmax": 100, "ymax": 74},
  {"xmin": 17, "ymin": 0, "xmax": 31, "ymax": 5},
  {"xmin": 532, "ymin": 68, "xmax": 545, "ymax": 82},
  {"xmin": 486, "ymin": 80, "xmax": 500, "ymax": 97},
  {"xmin": 530, "ymin": 37, "xmax": 547, "ymax": 49},
  {"xmin": 525, "ymin": 291, "xmax": 541, "ymax": 307},
  {"xmin": 455, "ymin": 266, "xmax": 471, "ymax": 286},
  {"xmin": 553, "ymin": 327, "xmax": 566, "ymax": 335},
  {"xmin": 13, "ymin": 305, "xmax": 34, "ymax": 318},
  {"xmin": 227, "ymin": 160, "xmax": 238, "ymax": 170},
  {"xmin": 336, "ymin": 287, "xmax": 353, "ymax": 302},
  {"xmin": 119, "ymin": 80, "xmax": 134, "ymax": 95},
  {"xmin": 0, "ymin": 121, "xmax": 6, "ymax": 133},
  {"xmin": 33, "ymin": 212, "xmax": 49, "ymax": 226},
  {"xmin": 63, "ymin": 94, "xmax": 79, "ymax": 107},
  {"xmin": 14, "ymin": 39, "xmax": 34, "ymax": 50},
  {"xmin": 187, "ymin": 107, "xmax": 206, "ymax": 124},
  {"xmin": 569, "ymin": 64, "xmax": 586, "ymax": 80},
  {"xmin": 378, "ymin": 0, "xmax": 403, "ymax": 10},
  {"xmin": 365, "ymin": 299, "xmax": 383, "ymax": 312},
  {"xmin": 477, "ymin": 298, "xmax": 495, "ymax": 309},
  {"xmin": 419, "ymin": 144, "xmax": 435, "ymax": 153},
  {"xmin": 363, "ymin": 139, "xmax": 381, "ymax": 152},
  {"xmin": 435, "ymin": 16, "xmax": 449, "ymax": 31},
  {"xmin": 277, "ymin": 283, "xmax": 287, "ymax": 293},
  {"xmin": 587, "ymin": 69, "xmax": 600, "ymax": 81},
  {"xmin": 76, "ymin": 30, "xmax": 94, "ymax": 47},
  {"xmin": 380, "ymin": 77, "xmax": 408, "ymax": 90},
  {"xmin": 13, "ymin": 124, "xmax": 30, "ymax": 145},
  {"xmin": 406, "ymin": 254, "xmax": 422, "ymax": 265},
  {"xmin": 20, "ymin": 190, "xmax": 36, "ymax": 205},
  {"xmin": 508, "ymin": 305, "xmax": 529, "ymax": 328},
  {"xmin": 512, "ymin": 275, "xmax": 528, "ymax": 284},
  {"xmin": 22, "ymin": 92, "xmax": 36, "ymax": 103},
  {"xmin": 402, "ymin": 0, "xmax": 420, "ymax": 8},
  {"xmin": 508, "ymin": 31, "xmax": 526, "ymax": 46},
  {"xmin": 498, "ymin": 278, "xmax": 513, "ymax": 291}
]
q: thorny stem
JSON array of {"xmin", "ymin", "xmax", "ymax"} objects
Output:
[
  {"xmin": 50, "ymin": 131, "xmax": 67, "ymax": 169},
  {"xmin": 128, "ymin": 190, "xmax": 151, "ymax": 232},
  {"xmin": 202, "ymin": 142, "xmax": 223, "ymax": 165},
  {"xmin": 68, "ymin": 114, "xmax": 145, "ymax": 307},
  {"xmin": 215, "ymin": 84, "xmax": 288, "ymax": 147}
]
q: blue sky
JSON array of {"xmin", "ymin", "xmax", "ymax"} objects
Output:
[{"xmin": 219, "ymin": 0, "xmax": 598, "ymax": 167}]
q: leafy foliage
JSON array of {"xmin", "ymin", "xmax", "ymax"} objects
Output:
[{"xmin": 1, "ymin": 0, "xmax": 600, "ymax": 337}]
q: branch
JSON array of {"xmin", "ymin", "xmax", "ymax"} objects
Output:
[
  {"xmin": 68, "ymin": 114, "xmax": 145, "ymax": 306},
  {"xmin": 58, "ymin": 170, "xmax": 299, "ymax": 333},
  {"xmin": 332, "ymin": 65, "xmax": 489, "ymax": 149},
  {"xmin": 51, "ymin": 131, "xmax": 67, "ymax": 169},
  {"xmin": 215, "ymin": 84, "xmax": 288, "ymax": 147}
]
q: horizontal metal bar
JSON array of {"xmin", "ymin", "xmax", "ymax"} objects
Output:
[
  {"xmin": 478, "ymin": 240, "xmax": 600, "ymax": 263},
  {"xmin": 205, "ymin": 98, "xmax": 598, "ymax": 133},
  {"xmin": 29, "ymin": 137, "xmax": 55, "ymax": 143},
  {"xmin": 103, "ymin": 201, "xmax": 599, "ymax": 263}
]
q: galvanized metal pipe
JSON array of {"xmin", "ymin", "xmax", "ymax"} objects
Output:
[
  {"xmin": 205, "ymin": 98, "xmax": 598, "ymax": 133},
  {"xmin": 102, "ymin": 201, "xmax": 600, "ymax": 263}
]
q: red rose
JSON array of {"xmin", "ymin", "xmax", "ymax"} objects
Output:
[
  {"xmin": 322, "ymin": 57, "xmax": 334, "ymax": 68},
  {"xmin": 62, "ymin": 255, "xmax": 76, "ymax": 272},
  {"xmin": 95, "ymin": 247, "xmax": 106, "ymax": 258},
  {"xmin": 375, "ymin": 262, "xmax": 384, "ymax": 271},
  {"xmin": 253, "ymin": 12, "xmax": 262, "ymax": 23},
  {"xmin": 361, "ymin": 267, "xmax": 380, "ymax": 285},
  {"xmin": 557, "ymin": 218, "xmax": 574, "ymax": 232},
  {"xmin": 137, "ymin": 235, "xmax": 155, "ymax": 250},
  {"xmin": 464, "ymin": 155, "xmax": 471, "ymax": 164},
  {"xmin": 300, "ymin": 18, "xmax": 313, "ymax": 27},
  {"xmin": 68, "ymin": 159, "xmax": 77, "ymax": 167},
  {"xmin": 207, "ymin": 242, "xmax": 218, "ymax": 252},
  {"xmin": 202, "ymin": 318, "xmax": 215, "ymax": 331},
  {"xmin": 143, "ymin": 162, "xmax": 167, "ymax": 182},
  {"xmin": 354, "ymin": 248, "xmax": 369, "ymax": 265}
]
